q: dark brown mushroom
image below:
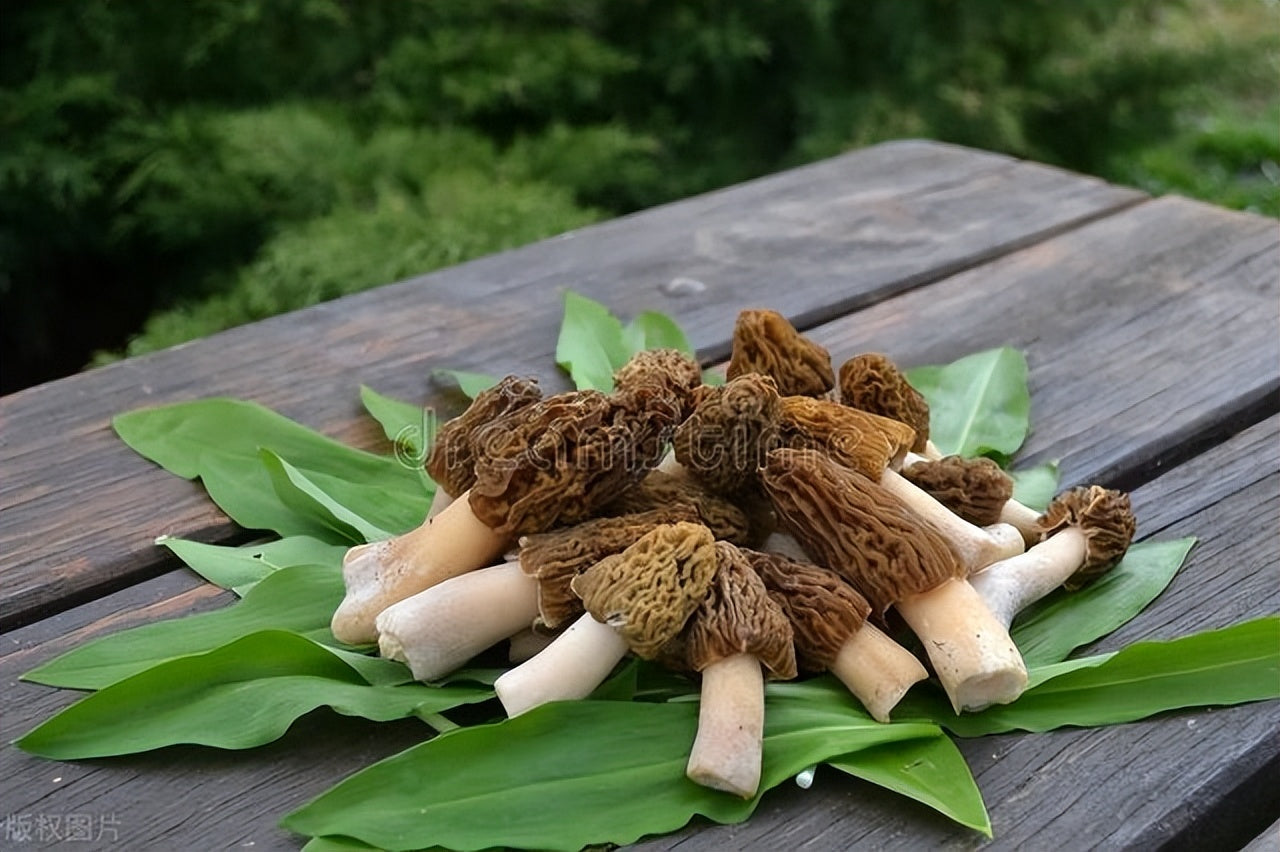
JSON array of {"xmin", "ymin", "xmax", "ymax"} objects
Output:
[
  {"xmin": 970, "ymin": 485, "xmax": 1137, "ymax": 627},
  {"xmin": 672, "ymin": 373, "xmax": 782, "ymax": 495},
  {"xmin": 761, "ymin": 448, "xmax": 1027, "ymax": 712},
  {"xmin": 838, "ymin": 352, "xmax": 932, "ymax": 454},
  {"xmin": 777, "ymin": 395, "xmax": 915, "ymax": 477},
  {"xmin": 684, "ymin": 542, "xmax": 796, "ymax": 798},
  {"xmin": 612, "ymin": 348, "xmax": 704, "ymax": 421},
  {"xmin": 902, "ymin": 455, "xmax": 1014, "ymax": 527},
  {"xmin": 602, "ymin": 470, "xmax": 753, "ymax": 544},
  {"xmin": 726, "ymin": 309, "xmax": 834, "ymax": 397}
]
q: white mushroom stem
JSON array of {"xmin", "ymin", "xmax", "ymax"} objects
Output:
[
  {"xmin": 507, "ymin": 626, "xmax": 558, "ymax": 663},
  {"xmin": 969, "ymin": 527, "xmax": 1090, "ymax": 628},
  {"xmin": 878, "ymin": 468, "xmax": 1024, "ymax": 572},
  {"xmin": 901, "ymin": 450, "xmax": 1042, "ymax": 546},
  {"xmin": 331, "ymin": 490, "xmax": 509, "ymax": 644},
  {"xmin": 895, "ymin": 577, "xmax": 1028, "ymax": 713},
  {"xmin": 375, "ymin": 561, "xmax": 537, "ymax": 681},
  {"xmin": 656, "ymin": 448, "xmax": 686, "ymax": 476},
  {"xmin": 494, "ymin": 613, "xmax": 629, "ymax": 717},
  {"xmin": 425, "ymin": 486, "xmax": 457, "ymax": 520},
  {"xmin": 828, "ymin": 623, "xmax": 928, "ymax": 723},
  {"xmin": 922, "ymin": 440, "xmax": 945, "ymax": 460},
  {"xmin": 686, "ymin": 653, "xmax": 765, "ymax": 799}
]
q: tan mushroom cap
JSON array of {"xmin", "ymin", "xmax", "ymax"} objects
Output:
[
  {"xmin": 903, "ymin": 456, "xmax": 1015, "ymax": 527},
  {"xmin": 673, "ymin": 373, "xmax": 782, "ymax": 495},
  {"xmin": 1037, "ymin": 485, "xmax": 1137, "ymax": 589},
  {"xmin": 613, "ymin": 349, "xmax": 704, "ymax": 420},
  {"xmin": 761, "ymin": 448, "xmax": 963, "ymax": 613},
  {"xmin": 602, "ymin": 470, "xmax": 753, "ymax": 545},
  {"xmin": 726, "ymin": 309, "xmax": 834, "ymax": 398},
  {"xmin": 838, "ymin": 353, "xmax": 931, "ymax": 453},
  {"xmin": 744, "ymin": 550, "xmax": 871, "ymax": 674},
  {"xmin": 777, "ymin": 395, "xmax": 915, "ymax": 478},
  {"xmin": 686, "ymin": 543, "xmax": 797, "ymax": 680},
  {"xmin": 570, "ymin": 522, "xmax": 718, "ymax": 659},
  {"xmin": 425, "ymin": 375, "xmax": 543, "ymax": 497}
]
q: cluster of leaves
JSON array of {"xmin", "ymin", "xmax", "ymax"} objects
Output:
[
  {"xmin": 2, "ymin": 0, "xmax": 1275, "ymax": 391},
  {"xmin": 16, "ymin": 295, "xmax": 1278, "ymax": 851}
]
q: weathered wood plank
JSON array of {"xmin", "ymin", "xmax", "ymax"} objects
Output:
[{"xmin": 0, "ymin": 141, "xmax": 1143, "ymax": 629}]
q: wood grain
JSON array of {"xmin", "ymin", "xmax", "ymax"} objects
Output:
[{"xmin": 0, "ymin": 141, "xmax": 1142, "ymax": 630}]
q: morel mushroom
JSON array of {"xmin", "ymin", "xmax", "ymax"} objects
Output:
[
  {"xmin": 838, "ymin": 352, "xmax": 935, "ymax": 456},
  {"xmin": 685, "ymin": 542, "xmax": 796, "ymax": 798},
  {"xmin": 762, "ymin": 449, "xmax": 1027, "ymax": 713},
  {"xmin": 746, "ymin": 550, "xmax": 927, "ymax": 723},
  {"xmin": 726, "ymin": 309, "xmax": 834, "ymax": 397},
  {"xmin": 601, "ymin": 470, "xmax": 753, "ymax": 545},
  {"xmin": 612, "ymin": 348, "xmax": 704, "ymax": 421},
  {"xmin": 970, "ymin": 485, "xmax": 1136, "ymax": 627},
  {"xmin": 673, "ymin": 373, "xmax": 782, "ymax": 495},
  {"xmin": 494, "ymin": 522, "xmax": 718, "ymax": 717},
  {"xmin": 902, "ymin": 452, "xmax": 1042, "ymax": 545}
]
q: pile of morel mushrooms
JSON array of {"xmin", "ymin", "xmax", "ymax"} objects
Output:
[{"xmin": 332, "ymin": 309, "xmax": 1137, "ymax": 800}]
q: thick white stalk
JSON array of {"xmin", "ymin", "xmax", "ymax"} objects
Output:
[
  {"xmin": 425, "ymin": 486, "xmax": 457, "ymax": 520},
  {"xmin": 895, "ymin": 577, "xmax": 1028, "ymax": 713},
  {"xmin": 494, "ymin": 613, "xmax": 629, "ymax": 718},
  {"xmin": 999, "ymin": 500, "xmax": 1044, "ymax": 547},
  {"xmin": 685, "ymin": 653, "xmax": 765, "ymax": 798},
  {"xmin": 828, "ymin": 623, "xmax": 928, "ymax": 723},
  {"xmin": 376, "ymin": 561, "xmax": 537, "ymax": 682},
  {"xmin": 969, "ymin": 528, "xmax": 1089, "ymax": 628},
  {"xmin": 656, "ymin": 449, "xmax": 686, "ymax": 476},
  {"xmin": 922, "ymin": 440, "xmax": 944, "ymax": 460},
  {"xmin": 331, "ymin": 490, "xmax": 509, "ymax": 644}
]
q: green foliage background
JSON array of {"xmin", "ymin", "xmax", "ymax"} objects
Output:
[{"xmin": 2, "ymin": 0, "xmax": 1276, "ymax": 391}]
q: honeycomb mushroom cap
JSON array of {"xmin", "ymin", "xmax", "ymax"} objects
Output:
[
  {"xmin": 903, "ymin": 456, "xmax": 1015, "ymax": 527},
  {"xmin": 673, "ymin": 373, "xmax": 782, "ymax": 495},
  {"xmin": 1037, "ymin": 485, "xmax": 1137, "ymax": 589},
  {"xmin": 613, "ymin": 349, "xmax": 704, "ymax": 421},
  {"xmin": 777, "ymin": 395, "xmax": 915, "ymax": 478},
  {"xmin": 838, "ymin": 353, "xmax": 931, "ymax": 453},
  {"xmin": 570, "ymin": 522, "xmax": 718, "ymax": 659},
  {"xmin": 425, "ymin": 375, "xmax": 543, "ymax": 497},
  {"xmin": 761, "ymin": 448, "xmax": 963, "ymax": 613},
  {"xmin": 686, "ymin": 542, "xmax": 797, "ymax": 680},
  {"xmin": 726, "ymin": 309, "xmax": 834, "ymax": 398},
  {"xmin": 603, "ymin": 470, "xmax": 753, "ymax": 544}
]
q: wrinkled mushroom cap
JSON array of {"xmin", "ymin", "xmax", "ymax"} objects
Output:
[
  {"xmin": 745, "ymin": 550, "xmax": 870, "ymax": 673},
  {"xmin": 1037, "ymin": 486, "xmax": 1137, "ymax": 589},
  {"xmin": 686, "ymin": 542, "xmax": 797, "ymax": 679},
  {"xmin": 903, "ymin": 456, "xmax": 1014, "ymax": 527},
  {"xmin": 613, "ymin": 349, "xmax": 704, "ymax": 421},
  {"xmin": 777, "ymin": 396, "xmax": 915, "ymax": 478},
  {"xmin": 838, "ymin": 353, "xmax": 931, "ymax": 453},
  {"xmin": 571, "ymin": 522, "xmax": 718, "ymax": 659},
  {"xmin": 761, "ymin": 448, "xmax": 963, "ymax": 613},
  {"xmin": 603, "ymin": 470, "xmax": 753, "ymax": 544},
  {"xmin": 726, "ymin": 309, "xmax": 834, "ymax": 398},
  {"xmin": 673, "ymin": 374, "xmax": 782, "ymax": 495},
  {"xmin": 425, "ymin": 375, "xmax": 543, "ymax": 497}
]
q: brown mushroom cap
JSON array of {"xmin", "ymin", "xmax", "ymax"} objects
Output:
[
  {"xmin": 1037, "ymin": 485, "xmax": 1137, "ymax": 589},
  {"xmin": 603, "ymin": 470, "xmax": 753, "ymax": 544},
  {"xmin": 902, "ymin": 456, "xmax": 1015, "ymax": 527},
  {"xmin": 726, "ymin": 309, "xmax": 834, "ymax": 398},
  {"xmin": 838, "ymin": 353, "xmax": 931, "ymax": 453},
  {"xmin": 686, "ymin": 542, "xmax": 797, "ymax": 679},
  {"xmin": 761, "ymin": 448, "xmax": 963, "ymax": 613},
  {"xmin": 777, "ymin": 395, "xmax": 916, "ymax": 478},
  {"xmin": 570, "ymin": 522, "xmax": 718, "ymax": 659},
  {"xmin": 744, "ymin": 550, "xmax": 871, "ymax": 674},
  {"xmin": 425, "ymin": 375, "xmax": 543, "ymax": 497},
  {"xmin": 613, "ymin": 349, "xmax": 704, "ymax": 420},
  {"xmin": 673, "ymin": 373, "xmax": 782, "ymax": 495}
]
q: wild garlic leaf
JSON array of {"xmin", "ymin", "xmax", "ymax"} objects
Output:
[
  {"xmin": 358, "ymin": 385, "xmax": 433, "ymax": 462},
  {"xmin": 1010, "ymin": 537, "xmax": 1196, "ymax": 667},
  {"xmin": 113, "ymin": 399, "xmax": 428, "ymax": 539},
  {"xmin": 905, "ymin": 347, "xmax": 1030, "ymax": 461},
  {"xmin": 284, "ymin": 682, "xmax": 941, "ymax": 852},
  {"xmin": 22, "ymin": 564, "xmax": 346, "ymax": 690},
  {"xmin": 301, "ymin": 837, "xmax": 381, "ymax": 852},
  {"xmin": 17, "ymin": 630, "xmax": 491, "ymax": 760},
  {"xmin": 260, "ymin": 449, "xmax": 395, "ymax": 544},
  {"xmin": 555, "ymin": 290, "xmax": 630, "ymax": 390},
  {"xmin": 158, "ymin": 534, "xmax": 346, "ymax": 596},
  {"xmin": 1007, "ymin": 461, "xmax": 1059, "ymax": 511},
  {"xmin": 827, "ymin": 729, "xmax": 991, "ymax": 837},
  {"xmin": 900, "ymin": 616, "xmax": 1280, "ymax": 737},
  {"xmin": 431, "ymin": 369, "xmax": 500, "ymax": 400},
  {"xmin": 621, "ymin": 309, "xmax": 696, "ymax": 356}
]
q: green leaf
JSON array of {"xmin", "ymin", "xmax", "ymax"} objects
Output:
[
  {"xmin": 1011, "ymin": 538, "xmax": 1196, "ymax": 667},
  {"xmin": 113, "ymin": 399, "xmax": 429, "ymax": 538},
  {"xmin": 1007, "ymin": 461, "xmax": 1059, "ymax": 511},
  {"xmin": 17, "ymin": 631, "xmax": 493, "ymax": 759},
  {"xmin": 621, "ymin": 310, "xmax": 695, "ymax": 356},
  {"xmin": 284, "ymin": 680, "xmax": 940, "ymax": 851},
  {"xmin": 555, "ymin": 291, "xmax": 629, "ymax": 390},
  {"xmin": 431, "ymin": 369, "xmax": 500, "ymax": 400},
  {"xmin": 302, "ymin": 837, "xmax": 383, "ymax": 852},
  {"xmin": 158, "ymin": 534, "xmax": 347, "ymax": 596},
  {"xmin": 261, "ymin": 449, "xmax": 395, "ymax": 544},
  {"xmin": 828, "ymin": 731, "xmax": 991, "ymax": 836},
  {"xmin": 359, "ymin": 385, "xmax": 433, "ymax": 463},
  {"xmin": 23, "ymin": 564, "xmax": 346, "ymax": 689},
  {"xmin": 902, "ymin": 616, "xmax": 1280, "ymax": 737},
  {"xmin": 906, "ymin": 347, "xmax": 1030, "ymax": 460}
]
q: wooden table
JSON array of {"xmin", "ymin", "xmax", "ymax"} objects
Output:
[{"xmin": 2, "ymin": 140, "xmax": 1277, "ymax": 850}]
